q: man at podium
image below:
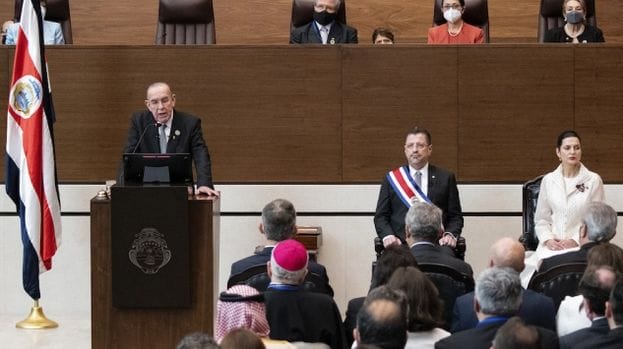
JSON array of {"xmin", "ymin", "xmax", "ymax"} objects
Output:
[{"xmin": 122, "ymin": 82, "xmax": 219, "ymax": 196}]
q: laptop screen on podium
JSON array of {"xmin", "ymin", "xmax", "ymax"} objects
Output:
[{"xmin": 123, "ymin": 153, "xmax": 192, "ymax": 185}]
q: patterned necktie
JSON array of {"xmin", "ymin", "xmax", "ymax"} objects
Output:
[
  {"xmin": 159, "ymin": 124, "xmax": 167, "ymax": 153},
  {"xmin": 320, "ymin": 26, "xmax": 329, "ymax": 44},
  {"xmin": 414, "ymin": 171, "xmax": 422, "ymax": 188}
]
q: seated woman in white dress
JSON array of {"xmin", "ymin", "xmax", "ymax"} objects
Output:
[{"xmin": 522, "ymin": 130, "xmax": 605, "ymax": 286}]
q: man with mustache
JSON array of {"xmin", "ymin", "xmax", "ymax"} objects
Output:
[{"xmin": 374, "ymin": 127, "xmax": 463, "ymax": 252}]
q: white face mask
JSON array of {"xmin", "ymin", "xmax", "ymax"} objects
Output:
[
  {"xmin": 443, "ymin": 8, "xmax": 462, "ymax": 24},
  {"xmin": 40, "ymin": 6, "xmax": 47, "ymax": 19}
]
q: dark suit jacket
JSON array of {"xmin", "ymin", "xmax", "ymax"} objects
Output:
[
  {"xmin": 559, "ymin": 317, "xmax": 610, "ymax": 349},
  {"xmin": 575, "ymin": 326, "xmax": 623, "ymax": 349},
  {"xmin": 343, "ymin": 296, "xmax": 365, "ymax": 347},
  {"xmin": 230, "ymin": 247, "xmax": 333, "ymax": 296},
  {"xmin": 435, "ymin": 318, "xmax": 559, "ymax": 349},
  {"xmin": 451, "ymin": 289, "xmax": 556, "ymax": 333},
  {"xmin": 544, "ymin": 24, "xmax": 605, "ymax": 43},
  {"xmin": 411, "ymin": 244, "xmax": 473, "ymax": 276},
  {"xmin": 374, "ymin": 164, "xmax": 463, "ymax": 241},
  {"xmin": 265, "ymin": 289, "xmax": 346, "ymax": 349},
  {"xmin": 290, "ymin": 21, "xmax": 358, "ymax": 44},
  {"xmin": 121, "ymin": 110, "xmax": 213, "ymax": 187},
  {"xmin": 538, "ymin": 242, "xmax": 596, "ymax": 273}
]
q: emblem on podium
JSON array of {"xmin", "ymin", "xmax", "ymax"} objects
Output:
[{"xmin": 128, "ymin": 228, "xmax": 172, "ymax": 274}]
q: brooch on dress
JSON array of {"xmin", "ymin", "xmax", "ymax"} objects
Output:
[{"xmin": 576, "ymin": 183, "xmax": 587, "ymax": 192}]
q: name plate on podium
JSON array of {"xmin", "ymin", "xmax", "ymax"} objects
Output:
[{"xmin": 111, "ymin": 185, "xmax": 190, "ymax": 308}]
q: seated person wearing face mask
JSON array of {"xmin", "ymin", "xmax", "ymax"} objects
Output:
[
  {"xmin": 4, "ymin": 0, "xmax": 64, "ymax": 45},
  {"xmin": 544, "ymin": 0, "xmax": 604, "ymax": 43},
  {"xmin": 428, "ymin": 0, "xmax": 483, "ymax": 44},
  {"xmin": 290, "ymin": 0, "xmax": 357, "ymax": 44}
]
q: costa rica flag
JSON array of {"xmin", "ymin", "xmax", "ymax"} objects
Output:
[{"xmin": 5, "ymin": 0, "xmax": 62, "ymax": 300}]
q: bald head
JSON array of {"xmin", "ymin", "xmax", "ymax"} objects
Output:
[{"xmin": 489, "ymin": 237, "xmax": 526, "ymax": 273}]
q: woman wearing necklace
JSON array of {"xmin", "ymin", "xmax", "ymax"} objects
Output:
[
  {"xmin": 544, "ymin": 0, "xmax": 604, "ymax": 43},
  {"xmin": 428, "ymin": 0, "xmax": 484, "ymax": 44},
  {"xmin": 521, "ymin": 130, "xmax": 605, "ymax": 286}
]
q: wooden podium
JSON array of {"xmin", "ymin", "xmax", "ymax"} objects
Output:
[{"xmin": 90, "ymin": 187, "xmax": 220, "ymax": 349}]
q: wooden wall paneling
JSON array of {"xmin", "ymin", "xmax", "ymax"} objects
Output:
[
  {"xmin": 457, "ymin": 45, "xmax": 575, "ymax": 182},
  {"xmin": 185, "ymin": 46, "xmax": 343, "ymax": 182},
  {"xmin": 213, "ymin": 0, "xmax": 292, "ymax": 44},
  {"xmin": 3, "ymin": 46, "xmax": 623, "ymax": 183},
  {"xmin": 348, "ymin": 0, "xmax": 432, "ymax": 44},
  {"xmin": 1, "ymin": 46, "xmax": 343, "ymax": 183},
  {"xmin": 574, "ymin": 46, "xmax": 623, "ymax": 183},
  {"xmin": 598, "ymin": 0, "xmax": 623, "ymax": 44},
  {"xmin": 43, "ymin": 47, "xmax": 158, "ymax": 182},
  {"xmin": 341, "ymin": 46, "xmax": 459, "ymax": 182}
]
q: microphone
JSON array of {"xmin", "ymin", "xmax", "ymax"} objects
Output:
[{"xmin": 132, "ymin": 122, "xmax": 161, "ymax": 153}]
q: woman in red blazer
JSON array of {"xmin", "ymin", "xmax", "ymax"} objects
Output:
[{"xmin": 428, "ymin": 0, "xmax": 484, "ymax": 44}]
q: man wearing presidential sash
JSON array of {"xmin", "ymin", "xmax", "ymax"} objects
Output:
[{"xmin": 374, "ymin": 127, "xmax": 463, "ymax": 250}]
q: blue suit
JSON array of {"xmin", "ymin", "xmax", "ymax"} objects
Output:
[{"xmin": 451, "ymin": 288, "xmax": 556, "ymax": 333}]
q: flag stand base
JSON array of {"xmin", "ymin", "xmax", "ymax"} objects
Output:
[{"xmin": 16, "ymin": 300, "xmax": 58, "ymax": 329}]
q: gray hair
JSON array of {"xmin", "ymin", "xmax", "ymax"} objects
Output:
[
  {"xmin": 475, "ymin": 267, "xmax": 523, "ymax": 316},
  {"xmin": 175, "ymin": 332, "xmax": 219, "ymax": 349},
  {"xmin": 269, "ymin": 254, "xmax": 307, "ymax": 285},
  {"xmin": 314, "ymin": 0, "xmax": 341, "ymax": 10},
  {"xmin": 405, "ymin": 202, "xmax": 442, "ymax": 243},
  {"xmin": 583, "ymin": 202, "xmax": 617, "ymax": 243},
  {"xmin": 262, "ymin": 199, "xmax": 297, "ymax": 241}
]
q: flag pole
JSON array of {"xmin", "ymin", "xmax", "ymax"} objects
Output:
[
  {"xmin": 8, "ymin": 0, "xmax": 62, "ymax": 330},
  {"xmin": 16, "ymin": 300, "xmax": 58, "ymax": 329}
]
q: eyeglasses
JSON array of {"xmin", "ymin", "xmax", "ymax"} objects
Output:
[
  {"xmin": 405, "ymin": 143, "xmax": 430, "ymax": 150},
  {"xmin": 442, "ymin": 4, "xmax": 462, "ymax": 10},
  {"xmin": 147, "ymin": 97, "xmax": 172, "ymax": 107}
]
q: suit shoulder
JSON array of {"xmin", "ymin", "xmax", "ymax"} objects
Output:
[
  {"xmin": 230, "ymin": 254, "xmax": 268, "ymax": 274},
  {"xmin": 309, "ymin": 260, "xmax": 328, "ymax": 275},
  {"xmin": 300, "ymin": 290, "xmax": 337, "ymax": 305},
  {"xmin": 430, "ymin": 165, "xmax": 455, "ymax": 177},
  {"xmin": 338, "ymin": 21, "xmax": 357, "ymax": 33},
  {"xmin": 292, "ymin": 23, "xmax": 312, "ymax": 35},
  {"xmin": 456, "ymin": 291, "xmax": 474, "ymax": 303},
  {"xmin": 132, "ymin": 110, "xmax": 151, "ymax": 119},
  {"xmin": 347, "ymin": 296, "xmax": 365, "ymax": 309},
  {"xmin": 174, "ymin": 110, "xmax": 200, "ymax": 121}
]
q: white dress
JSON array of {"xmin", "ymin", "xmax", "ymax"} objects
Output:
[
  {"xmin": 557, "ymin": 295, "xmax": 591, "ymax": 336},
  {"xmin": 521, "ymin": 163, "xmax": 604, "ymax": 287},
  {"xmin": 405, "ymin": 328, "xmax": 450, "ymax": 349}
]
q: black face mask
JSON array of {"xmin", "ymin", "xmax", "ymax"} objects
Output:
[{"xmin": 313, "ymin": 10, "xmax": 336, "ymax": 26}]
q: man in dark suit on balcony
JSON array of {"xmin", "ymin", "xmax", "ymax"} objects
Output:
[{"xmin": 290, "ymin": 0, "xmax": 357, "ymax": 44}]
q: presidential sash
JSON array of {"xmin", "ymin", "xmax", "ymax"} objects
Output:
[{"xmin": 387, "ymin": 166, "xmax": 432, "ymax": 208}]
